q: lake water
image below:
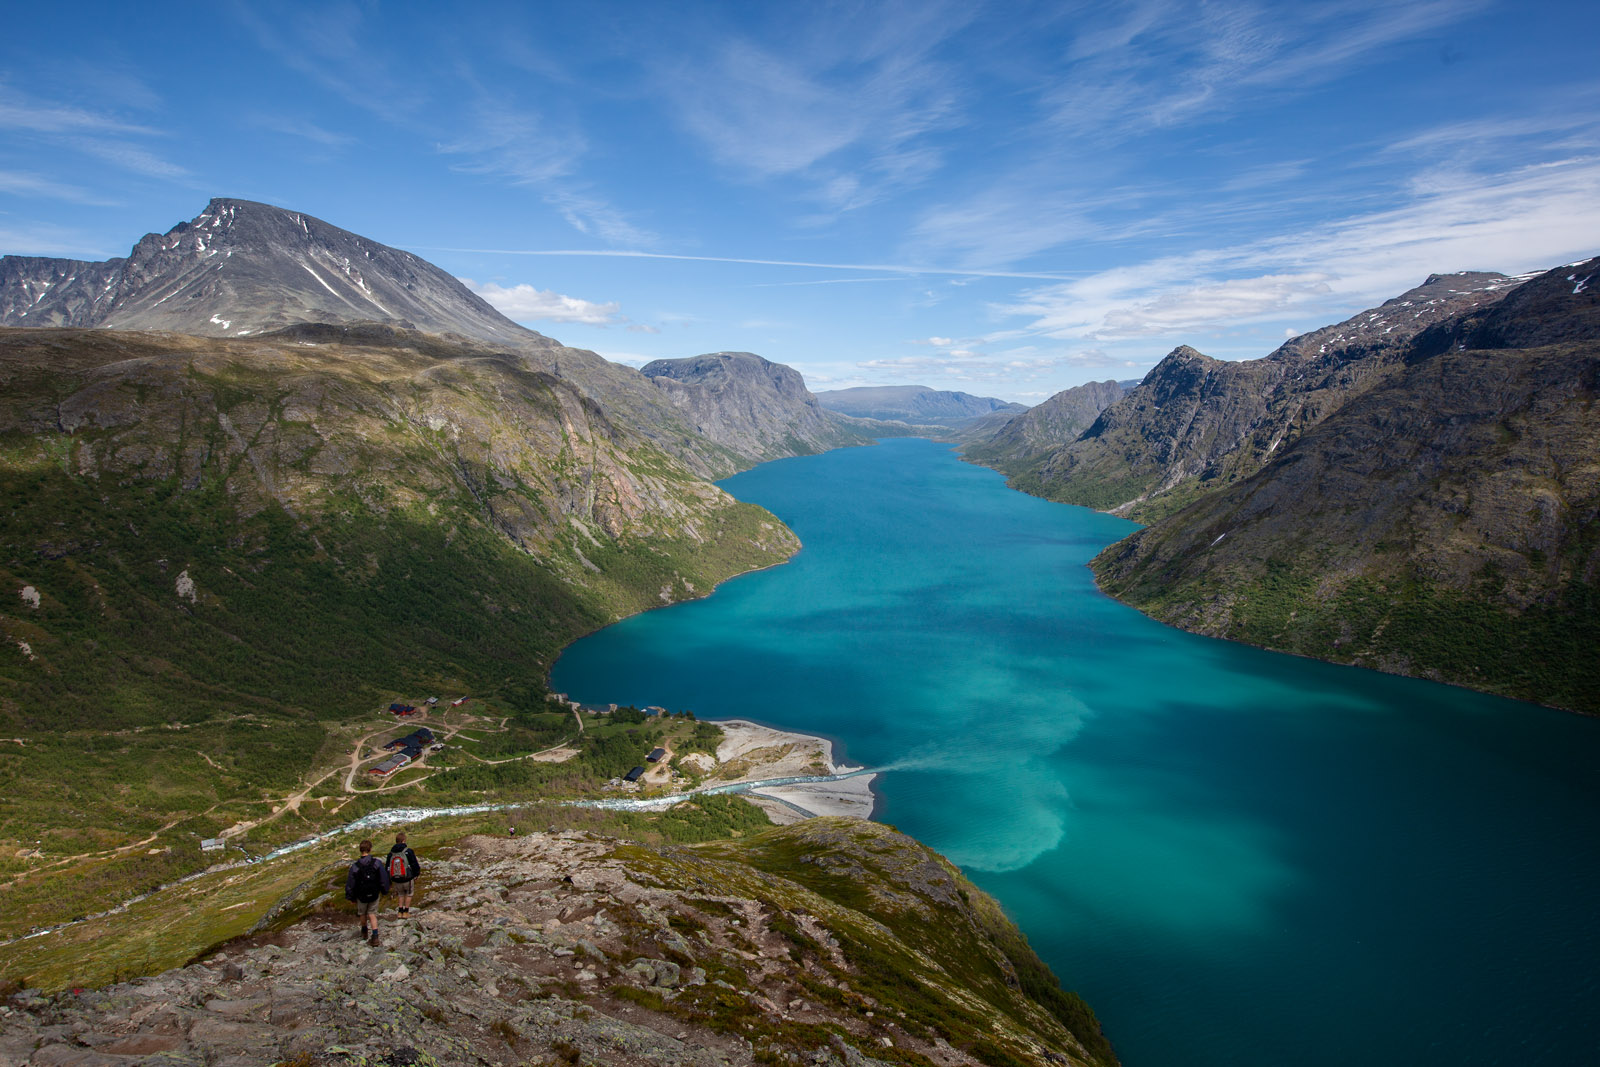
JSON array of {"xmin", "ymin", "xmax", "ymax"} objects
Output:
[{"xmin": 552, "ymin": 437, "xmax": 1600, "ymax": 1067}]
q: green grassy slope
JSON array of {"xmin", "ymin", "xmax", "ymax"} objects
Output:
[{"xmin": 0, "ymin": 326, "xmax": 798, "ymax": 930}]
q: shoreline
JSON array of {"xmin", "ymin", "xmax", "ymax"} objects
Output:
[{"xmin": 705, "ymin": 717, "xmax": 878, "ymax": 822}]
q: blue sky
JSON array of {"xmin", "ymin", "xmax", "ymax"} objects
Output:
[{"xmin": 2, "ymin": 1, "xmax": 1597, "ymax": 402}]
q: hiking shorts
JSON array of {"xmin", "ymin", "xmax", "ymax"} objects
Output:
[
  {"xmin": 393, "ymin": 878, "xmax": 414, "ymax": 900},
  {"xmin": 354, "ymin": 897, "xmax": 381, "ymax": 916}
]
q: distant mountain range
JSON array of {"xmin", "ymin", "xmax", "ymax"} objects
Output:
[
  {"xmin": 814, "ymin": 385, "xmax": 1026, "ymax": 428},
  {"xmin": 965, "ymin": 258, "xmax": 1600, "ymax": 712}
]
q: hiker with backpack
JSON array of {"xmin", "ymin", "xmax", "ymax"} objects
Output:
[
  {"xmin": 386, "ymin": 831, "xmax": 422, "ymax": 918},
  {"xmin": 345, "ymin": 839, "xmax": 391, "ymax": 945}
]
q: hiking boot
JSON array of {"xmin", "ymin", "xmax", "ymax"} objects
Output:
[
  {"xmin": 356, "ymin": 927, "xmax": 368, "ymax": 941},
  {"xmin": 368, "ymin": 931, "xmax": 379, "ymax": 946}
]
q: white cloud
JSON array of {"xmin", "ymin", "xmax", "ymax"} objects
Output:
[
  {"xmin": 0, "ymin": 170, "xmax": 116, "ymax": 205},
  {"xmin": 653, "ymin": 1, "xmax": 971, "ymax": 214},
  {"xmin": 0, "ymin": 86, "xmax": 186, "ymax": 183},
  {"xmin": 0, "ymin": 86, "xmax": 158, "ymax": 135},
  {"xmin": 441, "ymin": 101, "xmax": 656, "ymax": 247},
  {"xmin": 253, "ymin": 114, "xmax": 353, "ymax": 147},
  {"xmin": 67, "ymin": 138, "xmax": 189, "ymax": 180},
  {"xmin": 1044, "ymin": 1, "xmax": 1486, "ymax": 141},
  {"xmin": 462, "ymin": 279, "xmax": 623, "ymax": 325},
  {"xmin": 997, "ymin": 156, "xmax": 1600, "ymax": 344}
]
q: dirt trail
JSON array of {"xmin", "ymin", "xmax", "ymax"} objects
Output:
[{"xmin": 6, "ymin": 704, "xmax": 570, "ymax": 885}]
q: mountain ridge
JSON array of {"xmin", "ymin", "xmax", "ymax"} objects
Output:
[
  {"xmin": 971, "ymin": 272, "xmax": 1527, "ymax": 520},
  {"xmin": 1089, "ymin": 256, "xmax": 1600, "ymax": 712},
  {"xmin": 815, "ymin": 385, "xmax": 1026, "ymax": 427},
  {"xmin": 0, "ymin": 198, "xmax": 853, "ymax": 479}
]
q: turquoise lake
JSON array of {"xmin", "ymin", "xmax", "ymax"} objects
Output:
[{"xmin": 552, "ymin": 437, "xmax": 1600, "ymax": 1067}]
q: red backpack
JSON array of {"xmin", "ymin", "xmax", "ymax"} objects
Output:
[{"xmin": 387, "ymin": 851, "xmax": 409, "ymax": 880}]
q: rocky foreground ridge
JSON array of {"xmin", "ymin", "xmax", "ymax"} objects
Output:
[{"xmin": 0, "ymin": 822, "xmax": 1115, "ymax": 1067}]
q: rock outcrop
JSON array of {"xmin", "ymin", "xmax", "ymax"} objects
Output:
[{"xmin": 0, "ymin": 822, "xmax": 1117, "ymax": 1067}]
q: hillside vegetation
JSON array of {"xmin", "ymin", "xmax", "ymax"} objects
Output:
[{"xmin": 0, "ymin": 325, "xmax": 799, "ymax": 929}]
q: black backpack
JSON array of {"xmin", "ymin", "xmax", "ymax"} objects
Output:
[{"xmin": 352, "ymin": 858, "xmax": 383, "ymax": 902}]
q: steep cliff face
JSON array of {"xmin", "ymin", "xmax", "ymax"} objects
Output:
[
  {"xmin": 643, "ymin": 352, "xmax": 868, "ymax": 462},
  {"xmin": 999, "ymin": 273, "xmax": 1525, "ymax": 520},
  {"xmin": 1092, "ymin": 257, "xmax": 1600, "ymax": 712},
  {"xmin": 0, "ymin": 822, "xmax": 1117, "ymax": 1067},
  {"xmin": 961, "ymin": 380, "xmax": 1123, "ymax": 473}
]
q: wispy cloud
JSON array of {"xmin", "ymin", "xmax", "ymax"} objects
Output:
[
  {"xmin": 0, "ymin": 170, "xmax": 117, "ymax": 206},
  {"xmin": 0, "ymin": 85, "xmax": 159, "ymax": 135},
  {"xmin": 66, "ymin": 138, "xmax": 190, "ymax": 180},
  {"xmin": 0, "ymin": 221, "xmax": 116, "ymax": 258},
  {"xmin": 0, "ymin": 85, "xmax": 186, "ymax": 183},
  {"xmin": 252, "ymin": 114, "xmax": 354, "ymax": 147},
  {"xmin": 856, "ymin": 341, "xmax": 1138, "ymax": 387},
  {"xmin": 462, "ymin": 279, "xmax": 623, "ymax": 326},
  {"xmin": 997, "ymin": 156, "xmax": 1600, "ymax": 343},
  {"xmin": 441, "ymin": 102, "xmax": 656, "ymax": 246},
  {"xmin": 747, "ymin": 275, "xmax": 909, "ymax": 288},
  {"xmin": 1044, "ymin": 1, "xmax": 1485, "ymax": 140},
  {"xmin": 418, "ymin": 246, "xmax": 1084, "ymax": 281},
  {"xmin": 652, "ymin": 0, "xmax": 971, "ymax": 215},
  {"xmin": 228, "ymin": 1, "xmax": 428, "ymax": 123}
]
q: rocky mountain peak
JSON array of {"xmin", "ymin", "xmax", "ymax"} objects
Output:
[{"xmin": 0, "ymin": 198, "xmax": 544, "ymax": 345}]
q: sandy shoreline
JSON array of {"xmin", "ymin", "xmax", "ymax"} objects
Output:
[{"xmin": 707, "ymin": 718, "xmax": 876, "ymax": 823}]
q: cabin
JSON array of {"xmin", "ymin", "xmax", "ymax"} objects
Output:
[
  {"xmin": 383, "ymin": 729, "xmax": 435, "ymax": 765},
  {"xmin": 200, "ymin": 838, "xmax": 225, "ymax": 852},
  {"xmin": 646, "ymin": 747, "xmax": 667, "ymax": 763},
  {"xmin": 370, "ymin": 753, "xmax": 411, "ymax": 777},
  {"xmin": 425, "ymin": 696, "xmax": 439, "ymax": 706},
  {"xmin": 623, "ymin": 766, "xmax": 646, "ymax": 783},
  {"xmin": 451, "ymin": 697, "xmax": 468, "ymax": 707},
  {"xmin": 388, "ymin": 703, "xmax": 417, "ymax": 716}
]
